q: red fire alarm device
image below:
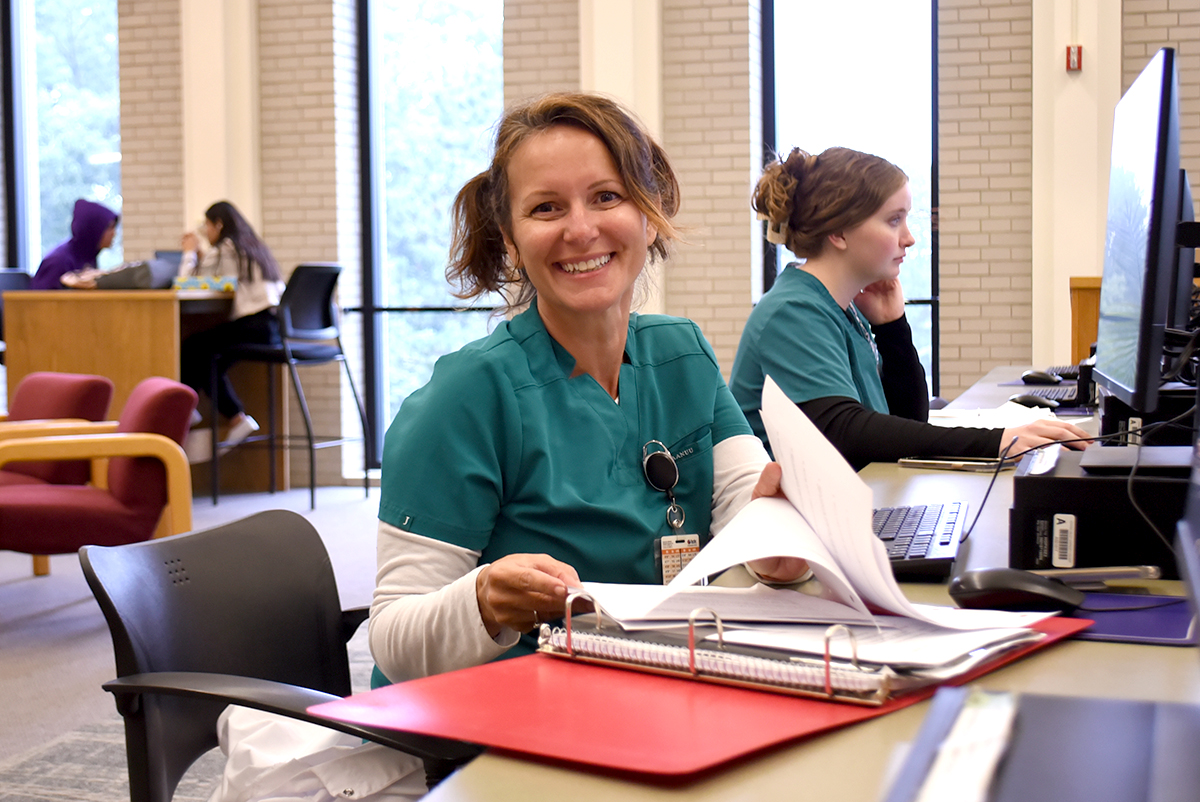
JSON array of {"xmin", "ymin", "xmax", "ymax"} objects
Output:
[{"xmin": 1066, "ymin": 45, "xmax": 1083, "ymax": 72}]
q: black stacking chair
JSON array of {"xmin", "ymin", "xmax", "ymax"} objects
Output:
[
  {"xmin": 209, "ymin": 263, "xmax": 369, "ymax": 508},
  {"xmin": 0, "ymin": 268, "xmax": 31, "ymax": 364},
  {"xmin": 80, "ymin": 509, "xmax": 482, "ymax": 802}
]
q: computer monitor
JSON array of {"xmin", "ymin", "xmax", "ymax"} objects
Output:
[
  {"xmin": 1175, "ymin": 435, "xmax": 1200, "ymax": 619},
  {"xmin": 1093, "ymin": 47, "xmax": 1182, "ymax": 416},
  {"xmin": 1166, "ymin": 170, "xmax": 1196, "ymax": 332}
]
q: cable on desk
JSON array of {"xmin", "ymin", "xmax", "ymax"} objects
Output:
[{"xmin": 960, "ymin": 436, "xmax": 1020, "ymax": 544}]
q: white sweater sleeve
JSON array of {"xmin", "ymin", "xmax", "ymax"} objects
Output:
[
  {"xmin": 368, "ymin": 521, "xmax": 519, "ymax": 684},
  {"xmin": 710, "ymin": 433, "xmax": 770, "ymax": 535}
]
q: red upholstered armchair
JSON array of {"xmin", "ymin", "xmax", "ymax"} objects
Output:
[
  {"xmin": 0, "ymin": 371, "xmax": 115, "ymax": 488},
  {"xmin": 0, "ymin": 377, "xmax": 198, "ymax": 576}
]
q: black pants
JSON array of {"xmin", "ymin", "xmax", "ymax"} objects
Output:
[{"xmin": 180, "ymin": 309, "xmax": 280, "ymax": 420}]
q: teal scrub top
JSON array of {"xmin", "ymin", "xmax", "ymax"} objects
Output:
[
  {"xmin": 379, "ymin": 301, "xmax": 752, "ymax": 590},
  {"xmin": 729, "ymin": 267, "xmax": 888, "ymax": 447}
]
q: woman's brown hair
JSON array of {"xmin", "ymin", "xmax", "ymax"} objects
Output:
[
  {"xmin": 751, "ymin": 147, "xmax": 907, "ymax": 258},
  {"xmin": 447, "ymin": 92, "xmax": 680, "ymax": 311}
]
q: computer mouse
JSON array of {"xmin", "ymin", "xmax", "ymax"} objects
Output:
[
  {"xmin": 1009, "ymin": 393, "xmax": 1060, "ymax": 409},
  {"xmin": 948, "ymin": 567, "xmax": 1086, "ymax": 613},
  {"xmin": 1021, "ymin": 369, "xmax": 1063, "ymax": 385}
]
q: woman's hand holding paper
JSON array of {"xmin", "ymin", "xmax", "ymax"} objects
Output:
[{"xmin": 746, "ymin": 462, "xmax": 811, "ymax": 584}]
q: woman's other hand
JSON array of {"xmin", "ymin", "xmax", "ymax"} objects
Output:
[
  {"xmin": 181, "ymin": 232, "xmax": 200, "ymax": 252},
  {"xmin": 475, "ymin": 553, "xmax": 582, "ymax": 638},
  {"xmin": 1001, "ymin": 419, "xmax": 1092, "ymax": 457},
  {"xmin": 746, "ymin": 462, "xmax": 810, "ymax": 583},
  {"xmin": 853, "ymin": 278, "xmax": 906, "ymax": 325}
]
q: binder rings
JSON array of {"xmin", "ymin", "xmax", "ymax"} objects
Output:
[
  {"xmin": 308, "ymin": 617, "xmax": 1089, "ymax": 779},
  {"xmin": 535, "ymin": 596, "xmax": 1046, "ymax": 705}
]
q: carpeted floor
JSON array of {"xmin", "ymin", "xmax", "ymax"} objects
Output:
[
  {"xmin": 0, "ymin": 622, "xmax": 375, "ymax": 802},
  {"xmin": 0, "ymin": 484, "xmax": 380, "ymax": 802},
  {"xmin": 0, "ymin": 720, "xmax": 226, "ymax": 802}
]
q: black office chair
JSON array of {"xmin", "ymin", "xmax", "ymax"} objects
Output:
[
  {"xmin": 210, "ymin": 263, "xmax": 369, "ymax": 508},
  {"xmin": 0, "ymin": 267, "xmax": 31, "ymax": 365},
  {"xmin": 80, "ymin": 509, "xmax": 482, "ymax": 802}
]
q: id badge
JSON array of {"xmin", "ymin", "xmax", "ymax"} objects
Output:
[{"xmin": 655, "ymin": 534, "xmax": 700, "ymax": 584}]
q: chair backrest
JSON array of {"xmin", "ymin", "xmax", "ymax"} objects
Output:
[
  {"xmin": 5, "ymin": 371, "xmax": 115, "ymax": 484},
  {"xmin": 106, "ymin": 378, "xmax": 197, "ymax": 518},
  {"xmin": 0, "ymin": 268, "xmax": 30, "ymax": 340},
  {"xmin": 79, "ymin": 510, "xmax": 352, "ymax": 802},
  {"xmin": 278, "ymin": 263, "xmax": 342, "ymax": 341}
]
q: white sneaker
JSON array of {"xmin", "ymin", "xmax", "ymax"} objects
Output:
[
  {"xmin": 190, "ymin": 408, "xmax": 203, "ymax": 427},
  {"xmin": 218, "ymin": 414, "xmax": 259, "ymax": 456}
]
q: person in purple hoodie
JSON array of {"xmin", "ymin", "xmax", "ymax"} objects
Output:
[{"xmin": 31, "ymin": 200, "xmax": 120, "ymax": 290}]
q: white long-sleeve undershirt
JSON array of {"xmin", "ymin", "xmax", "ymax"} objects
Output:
[{"xmin": 368, "ymin": 433, "xmax": 770, "ymax": 683}]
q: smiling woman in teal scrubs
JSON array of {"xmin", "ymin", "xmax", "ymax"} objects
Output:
[{"xmin": 369, "ymin": 94, "xmax": 806, "ymax": 685}]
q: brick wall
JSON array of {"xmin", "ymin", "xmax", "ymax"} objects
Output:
[
  {"xmin": 117, "ymin": 0, "xmax": 186, "ymax": 262},
  {"xmin": 660, "ymin": 0, "xmax": 762, "ymax": 372},
  {"xmin": 1122, "ymin": 1, "xmax": 1200, "ymax": 193},
  {"xmin": 503, "ymin": 0, "xmax": 580, "ymax": 103},
  {"xmin": 258, "ymin": 0, "xmax": 360, "ymax": 488},
  {"xmin": 500, "ymin": 0, "xmax": 759, "ymax": 376},
  {"xmin": 936, "ymin": 0, "xmax": 1034, "ymax": 398}
]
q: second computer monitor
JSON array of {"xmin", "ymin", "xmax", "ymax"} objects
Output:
[{"xmin": 1093, "ymin": 47, "xmax": 1183, "ymax": 416}]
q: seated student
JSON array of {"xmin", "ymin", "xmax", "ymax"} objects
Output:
[
  {"xmin": 31, "ymin": 199, "xmax": 119, "ymax": 289},
  {"xmin": 370, "ymin": 92, "xmax": 805, "ymax": 686},
  {"xmin": 178, "ymin": 200, "xmax": 285, "ymax": 461},
  {"xmin": 729, "ymin": 147, "xmax": 1089, "ymax": 471},
  {"xmin": 204, "ymin": 93, "xmax": 806, "ymax": 802}
]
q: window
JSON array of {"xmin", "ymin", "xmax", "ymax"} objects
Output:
[
  {"xmin": 766, "ymin": 1, "xmax": 937, "ymax": 391},
  {"xmin": 359, "ymin": 0, "xmax": 503, "ymax": 465},
  {"xmin": 4, "ymin": 0, "xmax": 122, "ymax": 269}
]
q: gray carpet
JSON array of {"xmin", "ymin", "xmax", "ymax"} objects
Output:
[
  {"xmin": 0, "ymin": 485, "xmax": 380, "ymax": 802},
  {"xmin": 0, "ymin": 720, "xmax": 226, "ymax": 801},
  {"xmin": 0, "ymin": 623, "xmax": 375, "ymax": 802}
]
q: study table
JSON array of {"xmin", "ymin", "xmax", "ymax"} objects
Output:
[
  {"xmin": 407, "ymin": 369, "xmax": 1200, "ymax": 801},
  {"xmin": 2, "ymin": 288, "xmax": 283, "ymax": 493}
]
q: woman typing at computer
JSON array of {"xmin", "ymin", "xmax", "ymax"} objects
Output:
[{"xmin": 729, "ymin": 147, "xmax": 1089, "ymax": 470}]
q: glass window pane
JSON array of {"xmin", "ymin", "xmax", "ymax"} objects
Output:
[
  {"xmin": 31, "ymin": 0, "xmax": 122, "ymax": 267},
  {"xmin": 378, "ymin": 0, "xmax": 502, "ymax": 309},
  {"xmin": 381, "ymin": 310, "xmax": 498, "ymax": 420},
  {"xmin": 773, "ymin": 1, "xmax": 934, "ymax": 386}
]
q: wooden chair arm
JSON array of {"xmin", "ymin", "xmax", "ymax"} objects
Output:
[
  {"xmin": 0, "ymin": 433, "xmax": 192, "ymax": 534},
  {"xmin": 0, "ymin": 420, "xmax": 120, "ymax": 440}
]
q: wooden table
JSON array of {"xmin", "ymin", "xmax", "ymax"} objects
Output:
[
  {"xmin": 3, "ymin": 289, "xmax": 284, "ymax": 493},
  {"xmin": 4, "ymin": 289, "xmax": 230, "ymax": 413},
  {"xmin": 1070, "ymin": 275, "xmax": 1101, "ymax": 364}
]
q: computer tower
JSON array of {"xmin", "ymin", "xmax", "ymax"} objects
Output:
[
  {"xmin": 1098, "ymin": 387, "xmax": 1197, "ymax": 446},
  {"xmin": 1009, "ymin": 449, "xmax": 1186, "ymax": 577}
]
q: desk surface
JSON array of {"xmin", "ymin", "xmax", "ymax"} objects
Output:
[
  {"xmin": 422, "ymin": 369, "xmax": 1196, "ymax": 802},
  {"xmin": 425, "ymin": 461, "xmax": 1200, "ymax": 801}
]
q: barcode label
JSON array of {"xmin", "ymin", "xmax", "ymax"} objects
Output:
[{"xmin": 1052, "ymin": 513, "xmax": 1076, "ymax": 568}]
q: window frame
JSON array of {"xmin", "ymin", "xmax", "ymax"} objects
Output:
[{"xmin": 759, "ymin": 0, "xmax": 940, "ymax": 396}]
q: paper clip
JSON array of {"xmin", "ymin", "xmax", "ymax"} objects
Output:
[
  {"xmin": 823, "ymin": 624, "xmax": 860, "ymax": 697},
  {"xmin": 686, "ymin": 607, "xmax": 724, "ymax": 676}
]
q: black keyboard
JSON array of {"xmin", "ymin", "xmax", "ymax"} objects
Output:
[
  {"xmin": 1045, "ymin": 364, "xmax": 1080, "ymax": 380},
  {"xmin": 1029, "ymin": 384, "xmax": 1081, "ymax": 402},
  {"xmin": 872, "ymin": 502, "xmax": 966, "ymax": 580}
]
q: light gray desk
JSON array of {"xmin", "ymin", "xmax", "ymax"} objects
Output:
[{"xmin": 422, "ymin": 372, "xmax": 1196, "ymax": 802}]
